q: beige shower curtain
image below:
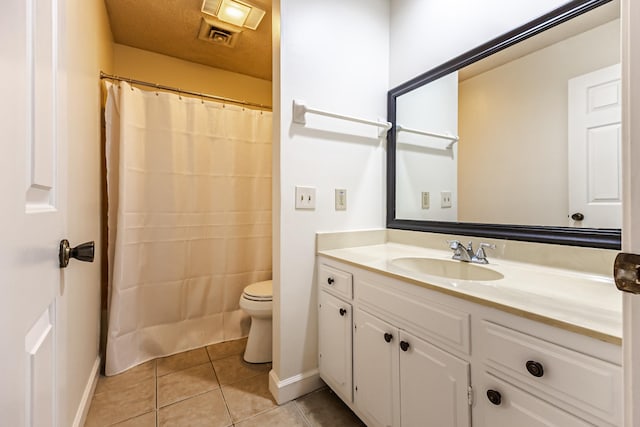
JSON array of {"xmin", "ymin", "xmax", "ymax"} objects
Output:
[{"xmin": 104, "ymin": 81, "xmax": 272, "ymax": 375}]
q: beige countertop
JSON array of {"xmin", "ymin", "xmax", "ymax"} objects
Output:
[{"xmin": 317, "ymin": 233, "xmax": 622, "ymax": 345}]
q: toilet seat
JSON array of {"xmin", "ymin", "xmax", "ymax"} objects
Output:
[{"xmin": 242, "ymin": 280, "xmax": 272, "ymax": 302}]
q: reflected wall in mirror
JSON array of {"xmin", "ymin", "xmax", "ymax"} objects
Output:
[{"xmin": 388, "ymin": 0, "xmax": 621, "ymax": 249}]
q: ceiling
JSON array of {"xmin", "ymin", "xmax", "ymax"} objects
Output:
[{"xmin": 104, "ymin": 0, "xmax": 272, "ymax": 81}]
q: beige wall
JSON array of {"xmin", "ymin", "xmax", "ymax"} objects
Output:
[
  {"xmin": 113, "ymin": 44, "xmax": 272, "ymax": 107},
  {"xmin": 458, "ymin": 19, "xmax": 620, "ymax": 226},
  {"xmin": 63, "ymin": 0, "xmax": 113, "ymax": 425}
]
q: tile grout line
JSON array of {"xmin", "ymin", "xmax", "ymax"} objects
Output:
[{"xmin": 292, "ymin": 400, "xmax": 314, "ymax": 427}]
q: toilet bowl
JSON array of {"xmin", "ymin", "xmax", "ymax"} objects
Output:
[{"xmin": 239, "ymin": 280, "xmax": 273, "ymax": 363}]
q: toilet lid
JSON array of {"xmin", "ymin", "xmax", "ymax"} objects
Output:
[{"xmin": 243, "ymin": 280, "xmax": 272, "ymax": 301}]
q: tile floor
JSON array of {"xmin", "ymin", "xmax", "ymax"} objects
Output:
[{"xmin": 85, "ymin": 338, "xmax": 366, "ymax": 426}]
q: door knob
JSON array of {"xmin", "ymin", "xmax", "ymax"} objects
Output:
[
  {"xmin": 59, "ymin": 239, "xmax": 95, "ymax": 268},
  {"xmin": 571, "ymin": 212, "xmax": 584, "ymax": 221},
  {"xmin": 339, "ymin": 308, "xmax": 347, "ymax": 316}
]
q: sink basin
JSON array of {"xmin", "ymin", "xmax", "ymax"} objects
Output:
[{"xmin": 390, "ymin": 257, "xmax": 504, "ymax": 281}]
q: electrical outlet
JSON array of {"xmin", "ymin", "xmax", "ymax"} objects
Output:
[
  {"xmin": 441, "ymin": 191, "xmax": 452, "ymax": 208},
  {"xmin": 335, "ymin": 189, "xmax": 347, "ymax": 211},
  {"xmin": 421, "ymin": 192, "xmax": 430, "ymax": 209},
  {"xmin": 295, "ymin": 186, "xmax": 316, "ymax": 209}
]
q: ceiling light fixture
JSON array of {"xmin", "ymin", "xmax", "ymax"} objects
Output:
[{"xmin": 201, "ymin": 0, "xmax": 266, "ymax": 30}]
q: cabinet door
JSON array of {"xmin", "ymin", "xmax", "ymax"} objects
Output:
[
  {"xmin": 399, "ymin": 331, "xmax": 471, "ymax": 427},
  {"xmin": 318, "ymin": 290, "xmax": 353, "ymax": 402},
  {"xmin": 354, "ymin": 309, "xmax": 400, "ymax": 427},
  {"xmin": 480, "ymin": 373, "xmax": 594, "ymax": 427}
]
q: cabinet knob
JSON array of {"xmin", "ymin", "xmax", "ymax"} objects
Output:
[
  {"xmin": 571, "ymin": 212, "xmax": 585, "ymax": 221},
  {"xmin": 526, "ymin": 360, "xmax": 544, "ymax": 377},
  {"xmin": 486, "ymin": 389, "xmax": 502, "ymax": 406},
  {"xmin": 384, "ymin": 333, "xmax": 393, "ymax": 343},
  {"xmin": 399, "ymin": 341, "xmax": 410, "ymax": 351},
  {"xmin": 327, "ymin": 277, "xmax": 335, "ymax": 285},
  {"xmin": 339, "ymin": 308, "xmax": 347, "ymax": 316}
]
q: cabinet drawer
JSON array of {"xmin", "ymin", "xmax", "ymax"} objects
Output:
[
  {"xmin": 480, "ymin": 372, "xmax": 595, "ymax": 427},
  {"xmin": 357, "ymin": 277, "xmax": 470, "ymax": 355},
  {"xmin": 318, "ymin": 264, "xmax": 353, "ymax": 299},
  {"xmin": 480, "ymin": 321, "xmax": 621, "ymax": 423}
]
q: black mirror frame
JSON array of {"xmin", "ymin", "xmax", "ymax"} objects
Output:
[{"xmin": 386, "ymin": 0, "xmax": 620, "ymax": 250}]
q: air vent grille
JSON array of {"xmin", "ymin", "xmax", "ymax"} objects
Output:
[{"xmin": 198, "ymin": 18, "xmax": 240, "ymax": 48}]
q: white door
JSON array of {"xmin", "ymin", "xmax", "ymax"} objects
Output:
[
  {"xmin": 398, "ymin": 331, "xmax": 470, "ymax": 427},
  {"xmin": 568, "ymin": 64, "xmax": 622, "ymax": 229},
  {"xmin": 318, "ymin": 291, "xmax": 353, "ymax": 402},
  {"xmin": 623, "ymin": 0, "xmax": 640, "ymax": 425},
  {"xmin": 0, "ymin": 0, "xmax": 66, "ymax": 425},
  {"xmin": 353, "ymin": 309, "xmax": 399, "ymax": 427}
]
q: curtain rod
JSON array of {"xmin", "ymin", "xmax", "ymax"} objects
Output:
[{"xmin": 99, "ymin": 71, "xmax": 272, "ymax": 110}]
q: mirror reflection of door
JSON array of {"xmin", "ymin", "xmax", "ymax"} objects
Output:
[{"xmin": 568, "ymin": 64, "xmax": 622, "ymax": 229}]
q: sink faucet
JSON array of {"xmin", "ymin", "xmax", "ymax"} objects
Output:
[
  {"xmin": 447, "ymin": 240, "xmax": 496, "ymax": 264},
  {"xmin": 448, "ymin": 240, "xmax": 473, "ymax": 262}
]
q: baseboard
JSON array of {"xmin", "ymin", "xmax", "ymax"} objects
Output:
[
  {"xmin": 72, "ymin": 355, "xmax": 101, "ymax": 427},
  {"xmin": 268, "ymin": 368, "xmax": 324, "ymax": 404}
]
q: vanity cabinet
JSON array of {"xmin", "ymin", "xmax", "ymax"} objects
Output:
[
  {"xmin": 354, "ymin": 308, "xmax": 471, "ymax": 427},
  {"xmin": 316, "ymin": 257, "xmax": 622, "ymax": 427},
  {"xmin": 318, "ymin": 264, "xmax": 353, "ymax": 403}
]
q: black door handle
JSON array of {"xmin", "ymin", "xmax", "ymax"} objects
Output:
[
  {"xmin": 384, "ymin": 333, "xmax": 393, "ymax": 343},
  {"xmin": 339, "ymin": 308, "xmax": 347, "ymax": 316},
  {"xmin": 400, "ymin": 341, "xmax": 410, "ymax": 351},
  {"xmin": 59, "ymin": 240, "xmax": 95, "ymax": 268}
]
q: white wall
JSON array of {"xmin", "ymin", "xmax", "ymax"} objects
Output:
[
  {"xmin": 271, "ymin": 0, "xmax": 389, "ymax": 402},
  {"xmin": 389, "ymin": 0, "xmax": 570, "ymax": 87},
  {"xmin": 396, "ymin": 72, "xmax": 458, "ymax": 220},
  {"xmin": 63, "ymin": 0, "xmax": 113, "ymax": 425}
]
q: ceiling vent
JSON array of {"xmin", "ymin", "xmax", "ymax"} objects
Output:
[{"xmin": 198, "ymin": 18, "xmax": 240, "ymax": 48}]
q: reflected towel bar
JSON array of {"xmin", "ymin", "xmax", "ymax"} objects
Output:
[
  {"xmin": 396, "ymin": 124, "xmax": 459, "ymax": 149},
  {"xmin": 292, "ymin": 99, "xmax": 392, "ymax": 135}
]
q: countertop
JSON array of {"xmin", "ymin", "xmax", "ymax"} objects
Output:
[{"xmin": 317, "ymin": 241, "xmax": 622, "ymax": 344}]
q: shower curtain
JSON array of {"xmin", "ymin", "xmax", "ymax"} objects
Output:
[{"xmin": 104, "ymin": 81, "xmax": 272, "ymax": 375}]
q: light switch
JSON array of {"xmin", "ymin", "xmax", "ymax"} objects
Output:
[
  {"xmin": 295, "ymin": 186, "xmax": 316, "ymax": 209},
  {"xmin": 441, "ymin": 191, "xmax": 452, "ymax": 208}
]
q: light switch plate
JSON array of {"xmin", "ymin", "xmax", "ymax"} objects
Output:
[
  {"xmin": 295, "ymin": 186, "xmax": 316, "ymax": 209},
  {"xmin": 335, "ymin": 189, "xmax": 347, "ymax": 210},
  {"xmin": 441, "ymin": 191, "xmax": 452, "ymax": 208}
]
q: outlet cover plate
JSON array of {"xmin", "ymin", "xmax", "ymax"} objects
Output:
[
  {"xmin": 335, "ymin": 189, "xmax": 347, "ymax": 210},
  {"xmin": 421, "ymin": 192, "xmax": 430, "ymax": 209}
]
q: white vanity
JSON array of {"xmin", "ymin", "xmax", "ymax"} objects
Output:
[{"xmin": 316, "ymin": 230, "xmax": 621, "ymax": 427}]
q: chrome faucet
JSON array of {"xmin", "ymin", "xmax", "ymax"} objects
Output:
[
  {"xmin": 448, "ymin": 240, "xmax": 473, "ymax": 262},
  {"xmin": 472, "ymin": 242, "xmax": 496, "ymax": 264},
  {"xmin": 447, "ymin": 240, "xmax": 496, "ymax": 264}
]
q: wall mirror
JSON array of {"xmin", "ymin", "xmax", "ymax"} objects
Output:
[{"xmin": 387, "ymin": 0, "xmax": 621, "ymax": 249}]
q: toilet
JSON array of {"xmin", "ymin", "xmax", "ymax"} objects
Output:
[{"xmin": 239, "ymin": 280, "xmax": 273, "ymax": 363}]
